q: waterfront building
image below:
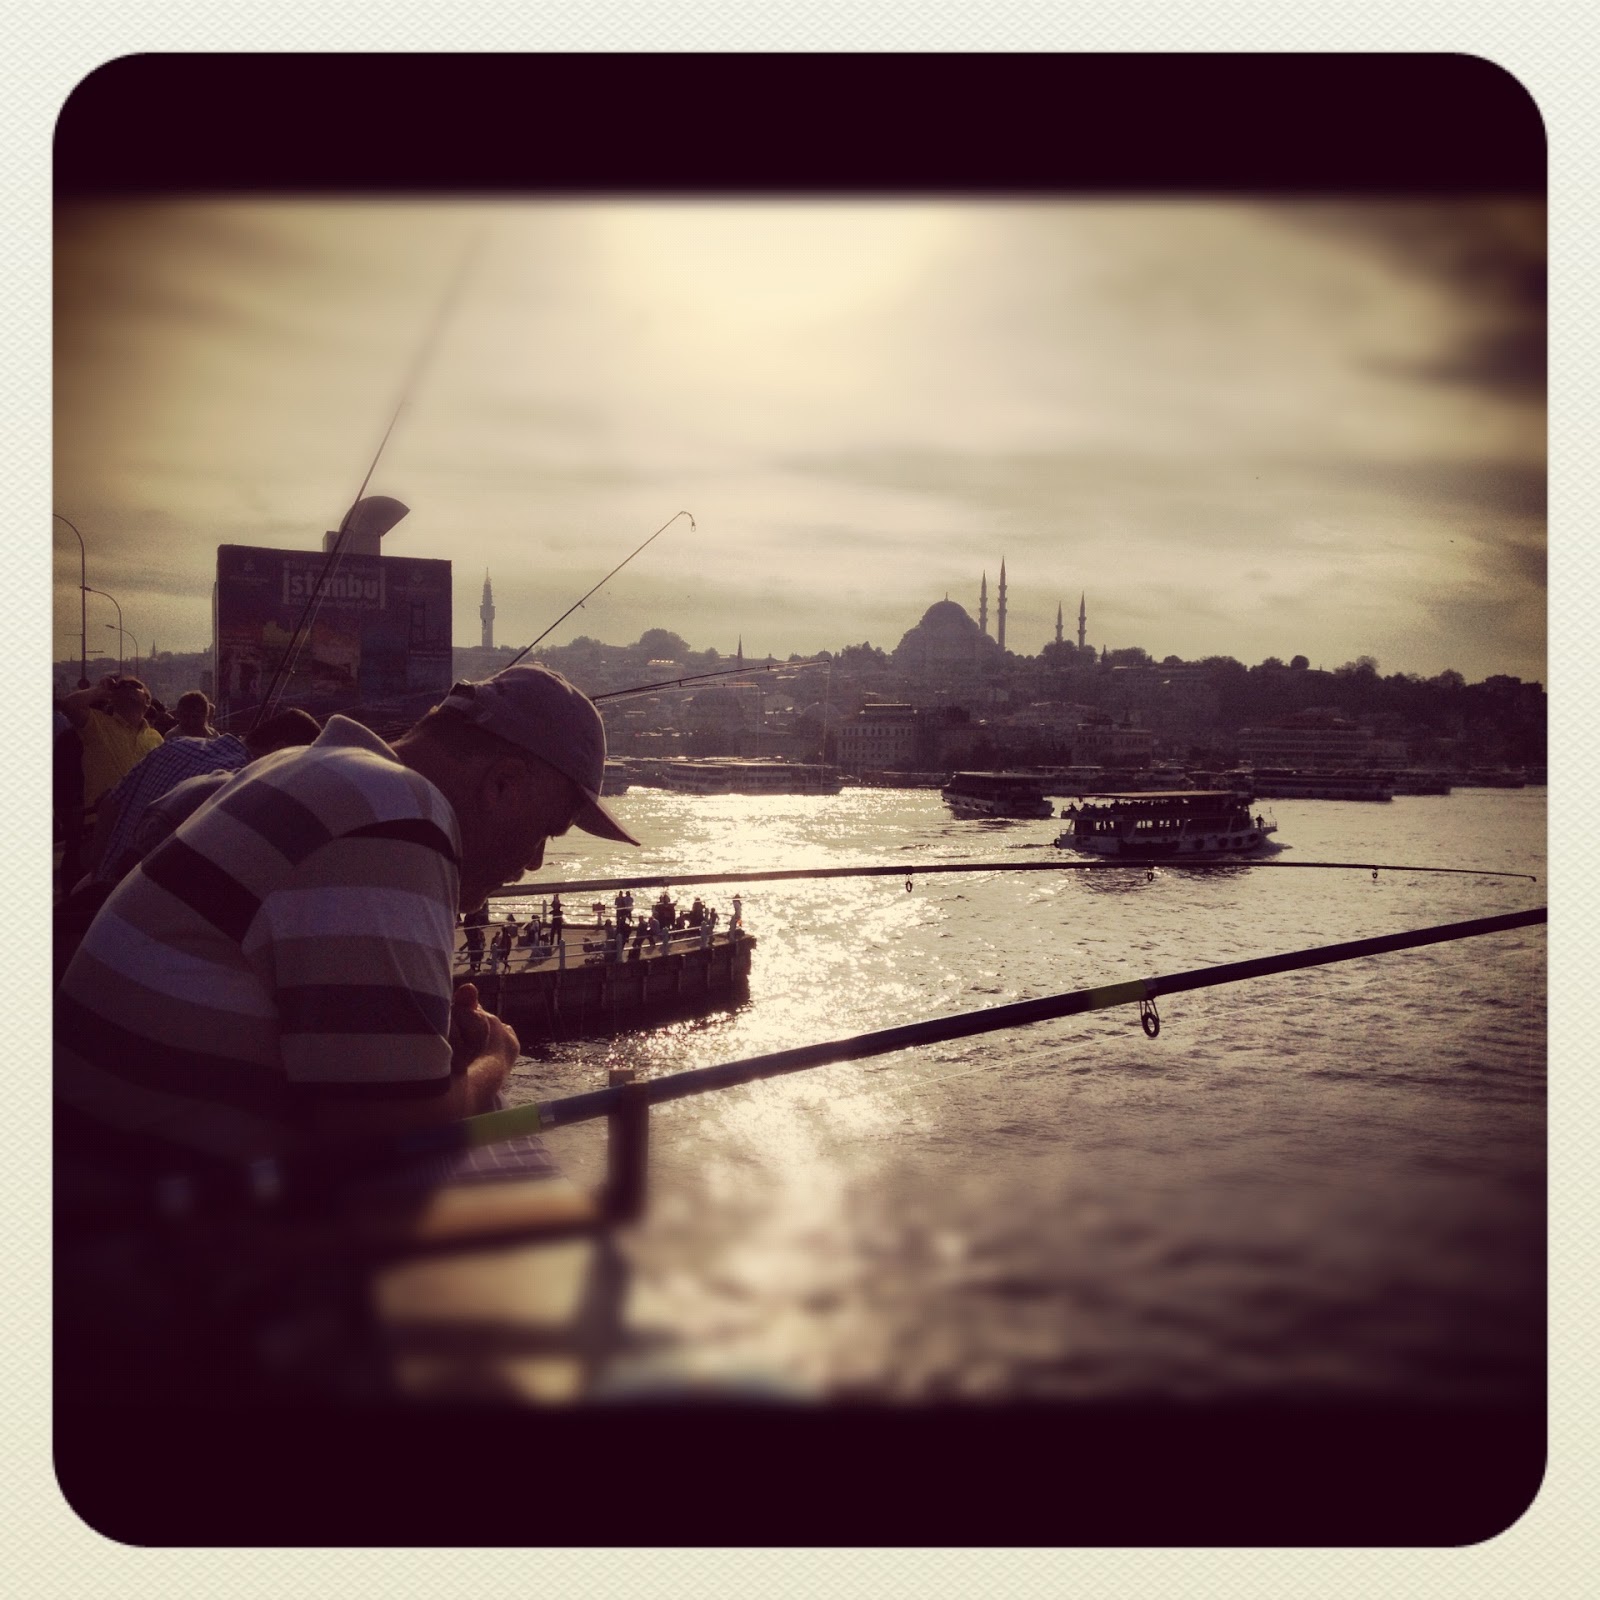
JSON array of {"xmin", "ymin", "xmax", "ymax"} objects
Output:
[
  {"xmin": 834, "ymin": 702, "xmax": 920, "ymax": 771},
  {"xmin": 1074, "ymin": 714, "xmax": 1156, "ymax": 767},
  {"xmin": 1236, "ymin": 710, "xmax": 1378, "ymax": 768}
]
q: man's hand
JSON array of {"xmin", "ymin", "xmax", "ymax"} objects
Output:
[{"xmin": 450, "ymin": 980, "xmax": 520, "ymax": 1075}]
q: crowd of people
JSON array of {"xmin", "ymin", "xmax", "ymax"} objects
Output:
[{"xmin": 455, "ymin": 884, "xmax": 747, "ymax": 971}]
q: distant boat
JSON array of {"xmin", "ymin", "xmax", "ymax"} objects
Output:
[
  {"xmin": 941, "ymin": 771, "xmax": 1055, "ymax": 819},
  {"xmin": 1247, "ymin": 769, "xmax": 1394, "ymax": 802},
  {"xmin": 1054, "ymin": 789, "xmax": 1277, "ymax": 857},
  {"xmin": 1390, "ymin": 770, "xmax": 1453, "ymax": 795},
  {"xmin": 658, "ymin": 759, "xmax": 844, "ymax": 795}
]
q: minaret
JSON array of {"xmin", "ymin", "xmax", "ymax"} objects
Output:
[
  {"xmin": 1078, "ymin": 592, "xmax": 1087, "ymax": 651},
  {"xmin": 1055, "ymin": 602, "xmax": 1063, "ymax": 646},
  {"xmin": 979, "ymin": 572, "xmax": 989, "ymax": 636},
  {"xmin": 997, "ymin": 559, "xmax": 1007, "ymax": 654},
  {"xmin": 737, "ymin": 635, "xmax": 744, "ymax": 666},
  {"xmin": 479, "ymin": 571, "xmax": 495, "ymax": 649}
]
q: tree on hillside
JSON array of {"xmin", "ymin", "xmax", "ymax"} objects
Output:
[
  {"xmin": 636, "ymin": 628, "xmax": 691, "ymax": 659},
  {"xmin": 835, "ymin": 642, "xmax": 889, "ymax": 669}
]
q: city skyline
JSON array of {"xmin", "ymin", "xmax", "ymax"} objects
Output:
[{"xmin": 54, "ymin": 197, "xmax": 1546, "ymax": 685}]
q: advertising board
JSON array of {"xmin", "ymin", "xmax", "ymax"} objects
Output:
[{"xmin": 213, "ymin": 544, "xmax": 452, "ymax": 730}]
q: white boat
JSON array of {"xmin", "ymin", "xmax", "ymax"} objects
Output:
[
  {"xmin": 658, "ymin": 759, "xmax": 843, "ymax": 795},
  {"xmin": 1054, "ymin": 789, "xmax": 1276, "ymax": 857},
  {"xmin": 941, "ymin": 771, "xmax": 1055, "ymax": 819}
]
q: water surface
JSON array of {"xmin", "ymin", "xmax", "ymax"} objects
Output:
[{"xmin": 497, "ymin": 787, "xmax": 1546, "ymax": 1404}]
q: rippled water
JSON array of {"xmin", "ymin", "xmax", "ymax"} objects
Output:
[{"xmin": 499, "ymin": 786, "xmax": 1547, "ymax": 1405}]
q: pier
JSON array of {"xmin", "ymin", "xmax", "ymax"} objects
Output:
[{"xmin": 455, "ymin": 917, "xmax": 756, "ymax": 1039}]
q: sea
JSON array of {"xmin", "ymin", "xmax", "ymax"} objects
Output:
[{"xmin": 493, "ymin": 785, "xmax": 1547, "ymax": 1409}]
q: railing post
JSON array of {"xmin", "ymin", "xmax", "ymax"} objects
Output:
[{"xmin": 602, "ymin": 1074, "xmax": 650, "ymax": 1223}]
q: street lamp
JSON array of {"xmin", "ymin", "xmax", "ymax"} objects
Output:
[
  {"xmin": 52, "ymin": 512, "xmax": 88, "ymax": 689},
  {"xmin": 105, "ymin": 623, "xmax": 139, "ymax": 677},
  {"xmin": 84, "ymin": 587, "xmax": 123, "ymax": 677}
]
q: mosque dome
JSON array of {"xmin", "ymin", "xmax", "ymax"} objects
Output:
[{"xmin": 893, "ymin": 598, "xmax": 1001, "ymax": 671}]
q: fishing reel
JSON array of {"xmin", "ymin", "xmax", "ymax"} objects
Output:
[{"xmin": 1138, "ymin": 996, "xmax": 1161, "ymax": 1038}]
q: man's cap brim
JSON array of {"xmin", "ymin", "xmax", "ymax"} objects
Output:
[{"xmin": 576, "ymin": 791, "xmax": 641, "ymax": 847}]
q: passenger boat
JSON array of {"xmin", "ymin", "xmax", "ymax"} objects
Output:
[
  {"xmin": 1054, "ymin": 789, "xmax": 1276, "ymax": 857},
  {"xmin": 656, "ymin": 758, "xmax": 844, "ymax": 795},
  {"xmin": 941, "ymin": 770, "xmax": 1056, "ymax": 819},
  {"xmin": 1246, "ymin": 769, "xmax": 1394, "ymax": 801}
]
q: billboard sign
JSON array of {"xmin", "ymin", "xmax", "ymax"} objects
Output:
[{"xmin": 213, "ymin": 544, "xmax": 452, "ymax": 730}]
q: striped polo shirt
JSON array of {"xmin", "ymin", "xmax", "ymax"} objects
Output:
[{"xmin": 55, "ymin": 716, "xmax": 463, "ymax": 1176}]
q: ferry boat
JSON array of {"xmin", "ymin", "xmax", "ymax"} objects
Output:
[
  {"xmin": 1054, "ymin": 789, "xmax": 1276, "ymax": 857},
  {"xmin": 941, "ymin": 770, "xmax": 1055, "ymax": 820},
  {"xmin": 1246, "ymin": 769, "xmax": 1394, "ymax": 802},
  {"xmin": 657, "ymin": 758, "xmax": 844, "ymax": 795}
]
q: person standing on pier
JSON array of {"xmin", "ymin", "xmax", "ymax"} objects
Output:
[
  {"xmin": 57, "ymin": 662, "xmax": 640, "ymax": 1188},
  {"xmin": 462, "ymin": 903, "xmax": 490, "ymax": 973}
]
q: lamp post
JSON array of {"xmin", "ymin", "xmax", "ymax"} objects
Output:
[
  {"xmin": 105, "ymin": 623, "xmax": 139, "ymax": 677},
  {"xmin": 52, "ymin": 512, "xmax": 88, "ymax": 689},
  {"xmin": 84, "ymin": 587, "xmax": 123, "ymax": 677}
]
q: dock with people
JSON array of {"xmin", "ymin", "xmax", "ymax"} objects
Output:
[{"xmin": 455, "ymin": 894, "xmax": 755, "ymax": 1039}]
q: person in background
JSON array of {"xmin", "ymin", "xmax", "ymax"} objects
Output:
[
  {"xmin": 53, "ymin": 708, "xmax": 324, "ymax": 987},
  {"xmin": 59, "ymin": 675, "xmax": 164, "ymax": 879},
  {"xmin": 462, "ymin": 903, "xmax": 490, "ymax": 973},
  {"xmin": 53, "ymin": 707, "xmax": 86, "ymax": 892},
  {"xmin": 83, "ymin": 707, "xmax": 322, "ymax": 889},
  {"xmin": 165, "ymin": 690, "xmax": 219, "ymax": 740}
]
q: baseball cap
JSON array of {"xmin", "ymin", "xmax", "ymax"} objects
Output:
[{"xmin": 437, "ymin": 665, "xmax": 640, "ymax": 846}]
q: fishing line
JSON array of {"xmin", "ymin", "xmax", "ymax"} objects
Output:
[
  {"xmin": 489, "ymin": 857, "xmax": 1538, "ymax": 898},
  {"xmin": 594, "ymin": 656, "xmax": 830, "ymax": 702},
  {"xmin": 127, "ymin": 905, "xmax": 1546, "ymax": 1224},
  {"xmin": 505, "ymin": 510, "xmax": 697, "ymax": 669}
]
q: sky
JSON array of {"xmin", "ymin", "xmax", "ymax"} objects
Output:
[{"xmin": 52, "ymin": 196, "xmax": 1547, "ymax": 685}]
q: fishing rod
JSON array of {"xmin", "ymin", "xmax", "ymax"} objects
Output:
[
  {"xmin": 487, "ymin": 857, "xmax": 1539, "ymax": 899},
  {"xmin": 504, "ymin": 510, "xmax": 697, "ymax": 669},
  {"xmin": 133, "ymin": 905, "xmax": 1546, "ymax": 1227},
  {"xmin": 593, "ymin": 656, "xmax": 830, "ymax": 702},
  {"xmin": 248, "ymin": 230, "xmax": 486, "ymax": 734}
]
